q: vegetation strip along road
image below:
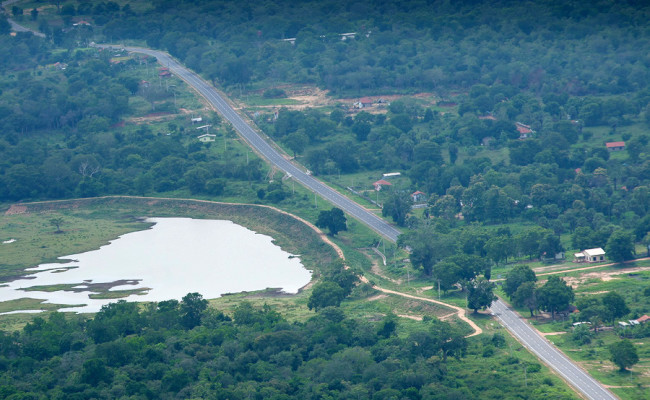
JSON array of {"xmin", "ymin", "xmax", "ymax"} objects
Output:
[
  {"xmin": 93, "ymin": 44, "xmax": 402, "ymax": 242},
  {"xmin": 89, "ymin": 45, "xmax": 613, "ymax": 399}
]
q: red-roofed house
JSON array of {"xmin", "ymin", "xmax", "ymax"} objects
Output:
[
  {"xmin": 411, "ymin": 191, "xmax": 426, "ymax": 202},
  {"xmin": 606, "ymin": 141, "xmax": 625, "ymax": 151},
  {"xmin": 73, "ymin": 20, "xmax": 91, "ymax": 27},
  {"xmin": 373, "ymin": 180, "xmax": 392, "ymax": 191},
  {"xmin": 516, "ymin": 122, "xmax": 534, "ymax": 138},
  {"xmin": 636, "ymin": 315, "xmax": 650, "ymax": 324},
  {"xmin": 359, "ymin": 97, "xmax": 373, "ymax": 107}
]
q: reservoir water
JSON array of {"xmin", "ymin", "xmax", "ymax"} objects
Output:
[{"xmin": 0, "ymin": 218, "xmax": 312, "ymax": 313}]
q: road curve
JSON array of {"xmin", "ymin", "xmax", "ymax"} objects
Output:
[
  {"xmin": 105, "ymin": 45, "xmax": 402, "ymax": 242},
  {"xmin": 2, "ymin": 0, "xmax": 46, "ymax": 38},
  {"xmin": 96, "ymin": 45, "xmax": 617, "ymax": 400},
  {"xmin": 491, "ymin": 299, "xmax": 617, "ymax": 400}
]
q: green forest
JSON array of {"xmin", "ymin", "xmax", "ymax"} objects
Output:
[
  {"xmin": 1, "ymin": 0, "xmax": 650, "ymax": 398},
  {"xmin": 0, "ymin": 295, "xmax": 576, "ymax": 399}
]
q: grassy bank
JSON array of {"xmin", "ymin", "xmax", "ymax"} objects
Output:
[{"xmin": 0, "ymin": 196, "xmax": 339, "ymax": 313}]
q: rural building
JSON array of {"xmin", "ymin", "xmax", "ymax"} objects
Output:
[
  {"xmin": 373, "ymin": 180, "xmax": 392, "ymax": 191},
  {"xmin": 606, "ymin": 141, "xmax": 625, "ymax": 151},
  {"xmin": 359, "ymin": 97, "xmax": 373, "ymax": 107},
  {"xmin": 411, "ymin": 191, "xmax": 426, "ymax": 202},
  {"xmin": 635, "ymin": 315, "xmax": 650, "ymax": 324},
  {"xmin": 340, "ymin": 32, "xmax": 356, "ymax": 40},
  {"xmin": 159, "ymin": 67, "xmax": 171, "ymax": 77},
  {"xmin": 52, "ymin": 62, "xmax": 68, "ymax": 70},
  {"xmin": 516, "ymin": 122, "xmax": 534, "ymax": 139},
  {"xmin": 574, "ymin": 248, "xmax": 606, "ymax": 263},
  {"xmin": 354, "ymin": 97, "xmax": 373, "ymax": 109},
  {"xmin": 197, "ymin": 134, "xmax": 216, "ymax": 142}
]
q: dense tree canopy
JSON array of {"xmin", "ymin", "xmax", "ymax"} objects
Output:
[{"xmin": 0, "ymin": 296, "xmax": 575, "ymax": 399}]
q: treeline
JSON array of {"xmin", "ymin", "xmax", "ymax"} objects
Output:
[
  {"xmin": 36, "ymin": 0, "xmax": 650, "ymax": 98},
  {"xmin": 0, "ymin": 294, "xmax": 575, "ymax": 399}
]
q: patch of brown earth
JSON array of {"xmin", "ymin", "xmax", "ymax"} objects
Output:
[
  {"xmin": 4, "ymin": 205, "xmax": 27, "ymax": 215},
  {"xmin": 367, "ymin": 294, "xmax": 389, "ymax": 301},
  {"xmin": 562, "ymin": 266, "xmax": 650, "ymax": 288},
  {"xmin": 398, "ymin": 314, "xmax": 423, "ymax": 321}
]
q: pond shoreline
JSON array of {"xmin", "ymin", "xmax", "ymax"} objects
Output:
[{"xmin": 1, "ymin": 196, "xmax": 342, "ymax": 314}]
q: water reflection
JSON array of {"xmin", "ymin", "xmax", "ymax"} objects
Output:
[{"xmin": 0, "ymin": 218, "xmax": 311, "ymax": 313}]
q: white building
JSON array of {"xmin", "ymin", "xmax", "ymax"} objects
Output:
[
  {"xmin": 574, "ymin": 248, "xmax": 606, "ymax": 263},
  {"xmin": 197, "ymin": 134, "xmax": 216, "ymax": 142}
]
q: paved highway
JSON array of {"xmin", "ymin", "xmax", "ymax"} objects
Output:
[
  {"xmin": 98, "ymin": 45, "xmax": 617, "ymax": 400},
  {"xmin": 106, "ymin": 45, "xmax": 402, "ymax": 242},
  {"xmin": 2, "ymin": 0, "xmax": 46, "ymax": 37},
  {"xmin": 491, "ymin": 299, "xmax": 617, "ymax": 400}
]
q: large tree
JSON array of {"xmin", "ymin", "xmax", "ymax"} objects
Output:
[
  {"xmin": 609, "ymin": 339, "xmax": 639, "ymax": 371},
  {"xmin": 503, "ymin": 265, "xmax": 537, "ymax": 298},
  {"xmin": 537, "ymin": 276, "xmax": 574, "ymax": 319},
  {"xmin": 576, "ymin": 296, "xmax": 608, "ymax": 332},
  {"xmin": 467, "ymin": 277, "xmax": 497, "ymax": 313},
  {"xmin": 512, "ymin": 281, "xmax": 538, "ymax": 317},
  {"xmin": 180, "ymin": 292, "xmax": 208, "ymax": 330},
  {"xmin": 382, "ymin": 191, "xmax": 412, "ymax": 226},
  {"xmin": 605, "ymin": 230, "xmax": 635, "ymax": 263},
  {"xmin": 484, "ymin": 235, "xmax": 512, "ymax": 266},
  {"xmin": 602, "ymin": 292, "xmax": 629, "ymax": 326},
  {"xmin": 315, "ymin": 207, "xmax": 347, "ymax": 236},
  {"xmin": 307, "ymin": 281, "xmax": 345, "ymax": 311}
]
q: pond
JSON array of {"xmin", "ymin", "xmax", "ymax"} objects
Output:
[{"xmin": 0, "ymin": 218, "xmax": 312, "ymax": 313}]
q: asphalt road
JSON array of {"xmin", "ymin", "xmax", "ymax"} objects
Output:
[
  {"xmin": 2, "ymin": 0, "xmax": 46, "ymax": 38},
  {"xmin": 491, "ymin": 299, "xmax": 617, "ymax": 400},
  {"xmin": 104, "ymin": 45, "xmax": 402, "ymax": 242},
  {"xmin": 98, "ymin": 45, "xmax": 616, "ymax": 400}
]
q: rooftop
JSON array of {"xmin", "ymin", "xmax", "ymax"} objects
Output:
[{"xmin": 582, "ymin": 248, "xmax": 605, "ymax": 257}]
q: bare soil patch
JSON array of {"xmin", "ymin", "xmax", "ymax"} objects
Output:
[
  {"xmin": 562, "ymin": 266, "xmax": 650, "ymax": 288},
  {"xmin": 398, "ymin": 314, "xmax": 423, "ymax": 321},
  {"xmin": 242, "ymin": 85, "xmax": 436, "ymax": 114},
  {"xmin": 367, "ymin": 294, "xmax": 389, "ymax": 302},
  {"xmin": 4, "ymin": 205, "xmax": 27, "ymax": 215}
]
